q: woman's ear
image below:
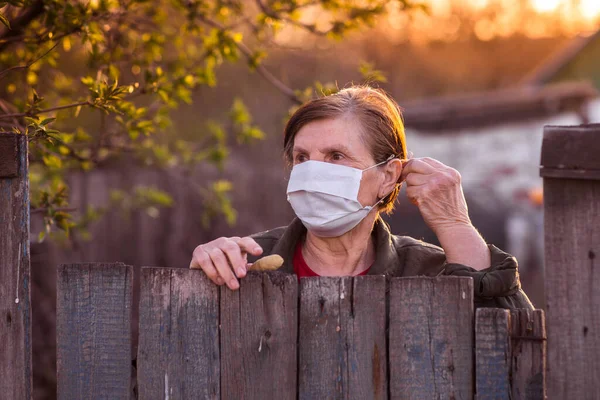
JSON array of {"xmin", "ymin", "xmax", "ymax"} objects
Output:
[{"xmin": 379, "ymin": 158, "xmax": 402, "ymax": 197}]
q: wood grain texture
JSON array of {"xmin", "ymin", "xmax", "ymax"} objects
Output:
[
  {"xmin": 540, "ymin": 125, "xmax": 600, "ymax": 178},
  {"xmin": 220, "ymin": 272, "xmax": 298, "ymax": 400},
  {"xmin": 0, "ymin": 133, "xmax": 32, "ymax": 400},
  {"xmin": 475, "ymin": 308, "xmax": 511, "ymax": 400},
  {"xmin": 389, "ymin": 277, "xmax": 474, "ymax": 400},
  {"xmin": 298, "ymin": 276, "xmax": 387, "ymax": 400},
  {"xmin": 510, "ymin": 309, "xmax": 546, "ymax": 400},
  {"xmin": 137, "ymin": 267, "xmax": 219, "ymax": 400},
  {"xmin": 544, "ymin": 178, "xmax": 600, "ymax": 399},
  {"xmin": 56, "ymin": 263, "xmax": 132, "ymax": 400},
  {"xmin": 0, "ymin": 133, "xmax": 18, "ymax": 177}
]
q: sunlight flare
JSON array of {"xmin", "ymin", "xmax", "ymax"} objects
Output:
[{"xmin": 531, "ymin": 0, "xmax": 561, "ymax": 13}]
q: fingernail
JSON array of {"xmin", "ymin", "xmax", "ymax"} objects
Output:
[
  {"xmin": 230, "ymin": 279, "xmax": 239, "ymax": 289},
  {"xmin": 254, "ymin": 246, "xmax": 262, "ymax": 253},
  {"xmin": 238, "ymin": 268, "xmax": 246, "ymax": 276},
  {"xmin": 216, "ymin": 277, "xmax": 224, "ymax": 285}
]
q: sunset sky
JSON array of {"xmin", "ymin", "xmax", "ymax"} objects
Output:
[
  {"xmin": 387, "ymin": 0, "xmax": 600, "ymax": 42},
  {"xmin": 429, "ymin": 0, "xmax": 600, "ymax": 17},
  {"xmin": 279, "ymin": 0, "xmax": 600, "ymax": 47}
]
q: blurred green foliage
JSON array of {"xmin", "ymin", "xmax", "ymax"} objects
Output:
[{"xmin": 0, "ymin": 0, "xmax": 409, "ymax": 241}]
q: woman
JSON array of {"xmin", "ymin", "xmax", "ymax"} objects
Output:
[{"xmin": 190, "ymin": 86, "xmax": 533, "ymax": 310}]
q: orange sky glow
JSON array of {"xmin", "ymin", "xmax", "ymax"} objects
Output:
[
  {"xmin": 280, "ymin": 0, "xmax": 600, "ymax": 46},
  {"xmin": 383, "ymin": 0, "xmax": 600, "ymax": 42}
]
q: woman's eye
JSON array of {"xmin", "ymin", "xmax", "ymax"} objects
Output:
[
  {"xmin": 331, "ymin": 152, "xmax": 344, "ymax": 161},
  {"xmin": 295, "ymin": 154, "xmax": 307, "ymax": 163}
]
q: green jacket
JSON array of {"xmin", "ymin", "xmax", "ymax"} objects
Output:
[{"xmin": 250, "ymin": 217, "xmax": 534, "ymax": 310}]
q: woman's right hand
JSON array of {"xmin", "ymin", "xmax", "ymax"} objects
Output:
[{"xmin": 189, "ymin": 236, "xmax": 263, "ymax": 290}]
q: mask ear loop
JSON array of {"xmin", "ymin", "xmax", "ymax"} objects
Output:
[
  {"xmin": 365, "ymin": 154, "xmax": 401, "ymax": 208},
  {"xmin": 362, "ymin": 154, "xmax": 397, "ymax": 172}
]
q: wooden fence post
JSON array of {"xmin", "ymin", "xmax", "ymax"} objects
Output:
[
  {"xmin": 475, "ymin": 308, "xmax": 511, "ymax": 399},
  {"xmin": 389, "ymin": 276, "xmax": 474, "ymax": 399},
  {"xmin": 137, "ymin": 267, "xmax": 220, "ymax": 400},
  {"xmin": 510, "ymin": 309, "xmax": 546, "ymax": 399},
  {"xmin": 475, "ymin": 309, "xmax": 546, "ymax": 400},
  {"xmin": 56, "ymin": 263, "xmax": 133, "ymax": 400},
  {"xmin": 298, "ymin": 276, "xmax": 387, "ymax": 400},
  {"xmin": 220, "ymin": 272, "xmax": 298, "ymax": 400},
  {"xmin": 541, "ymin": 125, "xmax": 600, "ymax": 399},
  {"xmin": 0, "ymin": 133, "xmax": 32, "ymax": 400}
]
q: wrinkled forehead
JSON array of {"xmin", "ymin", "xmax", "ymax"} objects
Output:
[{"xmin": 293, "ymin": 117, "xmax": 370, "ymax": 155}]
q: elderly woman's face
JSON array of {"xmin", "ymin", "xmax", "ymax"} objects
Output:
[{"xmin": 292, "ymin": 117, "xmax": 386, "ymax": 208}]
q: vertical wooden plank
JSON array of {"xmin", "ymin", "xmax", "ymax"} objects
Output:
[
  {"xmin": 389, "ymin": 277, "xmax": 473, "ymax": 400},
  {"xmin": 347, "ymin": 276, "xmax": 387, "ymax": 400},
  {"xmin": 544, "ymin": 179, "xmax": 600, "ymax": 399},
  {"xmin": 541, "ymin": 125, "xmax": 600, "ymax": 400},
  {"xmin": 220, "ymin": 272, "xmax": 298, "ymax": 400},
  {"xmin": 56, "ymin": 263, "xmax": 132, "ymax": 400},
  {"xmin": 510, "ymin": 309, "xmax": 546, "ymax": 400},
  {"xmin": 137, "ymin": 267, "xmax": 219, "ymax": 400},
  {"xmin": 0, "ymin": 133, "xmax": 32, "ymax": 400},
  {"xmin": 475, "ymin": 308, "xmax": 511, "ymax": 400},
  {"xmin": 298, "ymin": 276, "xmax": 387, "ymax": 400}
]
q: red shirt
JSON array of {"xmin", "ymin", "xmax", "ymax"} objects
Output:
[{"xmin": 293, "ymin": 242, "xmax": 372, "ymax": 278}]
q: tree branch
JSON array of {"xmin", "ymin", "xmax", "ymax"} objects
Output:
[
  {"xmin": 0, "ymin": 41, "xmax": 61, "ymax": 81},
  {"xmin": 235, "ymin": 40, "xmax": 302, "ymax": 104},
  {"xmin": 197, "ymin": 16, "xmax": 303, "ymax": 105},
  {"xmin": 0, "ymin": 1, "xmax": 45, "ymax": 53},
  {"xmin": 254, "ymin": 0, "xmax": 329, "ymax": 36},
  {"xmin": 0, "ymin": 100, "xmax": 92, "ymax": 119},
  {"xmin": 31, "ymin": 207, "xmax": 77, "ymax": 215}
]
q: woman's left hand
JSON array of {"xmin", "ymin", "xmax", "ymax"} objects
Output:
[
  {"xmin": 400, "ymin": 157, "xmax": 491, "ymax": 270},
  {"xmin": 400, "ymin": 157, "xmax": 471, "ymax": 233}
]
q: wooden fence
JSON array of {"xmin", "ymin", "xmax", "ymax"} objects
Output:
[
  {"xmin": 3, "ymin": 124, "xmax": 600, "ymax": 399},
  {"xmin": 55, "ymin": 263, "xmax": 545, "ymax": 400},
  {"xmin": 0, "ymin": 133, "xmax": 32, "ymax": 400},
  {"xmin": 540, "ymin": 125, "xmax": 600, "ymax": 399}
]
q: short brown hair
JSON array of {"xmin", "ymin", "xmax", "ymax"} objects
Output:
[{"xmin": 283, "ymin": 85, "xmax": 407, "ymax": 213}]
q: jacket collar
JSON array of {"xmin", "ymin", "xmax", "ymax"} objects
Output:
[{"xmin": 274, "ymin": 216, "xmax": 400, "ymax": 276}]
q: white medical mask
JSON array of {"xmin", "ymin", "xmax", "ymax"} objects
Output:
[{"xmin": 286, "ymin": 156, "xmax": 395, "ymax": 237}]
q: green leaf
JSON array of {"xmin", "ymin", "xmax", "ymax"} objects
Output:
[
  {"xmin": 42, "ymin": 154, "xmax": 63, "ymax": 169},
  {"xmin": 0, "ymin": 13, "xmax": 10, "ymax": 29},
  {"xmin": 40, "ymin": 117, "xmax": 56, "ymax": 126},
  {"xmin": 230, "ymin": 98, "xmax": 251, "ymax": 125},
  {"xmin": 359, "ymin": 61, "xmax": 388, "ymax": 83}
]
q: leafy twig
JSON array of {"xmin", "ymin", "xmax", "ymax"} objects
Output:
[
  {"xmin": 0, "ymin": 41, "xmax": 61, "ymax": 81},
  {"xmin": 0, "ymin": 100, "xmax": 93, "ymax": 120},
  {"xmin": 31, "ymin": 207, "xmax": 77, "ymax": 214},
  {"xmin": 198, "ymin": 16, "xmax": 302, "ymax": 105}
]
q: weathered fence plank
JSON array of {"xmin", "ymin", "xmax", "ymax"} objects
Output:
[
  {"xmin": 56, "ymin": 263, "xmax": 132, "ymax": 400},
  {"xmin": 510, "ymin": 309, "xmax": 546, "ymax": 400},
  {"xmin": 298, "ymin": 276, "xmax": 387, "ymax": 400},
  {"xmin": 137, "ymin": 268, "xmax": 220, "ymax": 400},
  {"xmin": 389, "ymin": 276, "xmax": 473, "ymax": 400},
  {"xmin": 220, "ymin": 272, "xmax": 298, "ymax": 400},
  {"xmin": 541, "ymin": 125, "xmax": 600, "ymax": 399},
  {"xmin": 0, "ymin": 133, "xmax": 32, "ymax": 400},
  {"xmin": 475, "ymin": 308, "xmax": 511, "ymax": 399}
]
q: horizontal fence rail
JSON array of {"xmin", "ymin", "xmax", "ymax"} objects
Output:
[{"xmin": 56, "ymin": 263, "xmax": 546, "ymax": 400}]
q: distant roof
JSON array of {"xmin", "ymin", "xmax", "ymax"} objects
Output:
[
  {"xmin": 522, "ymin": 30, "xmax": 600, "ymax": 86},
  {"xmin": 401, "ymin": 81, "xmax": 598, "ymax": 132}
]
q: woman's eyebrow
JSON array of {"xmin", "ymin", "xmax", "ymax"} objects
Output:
[
  {"xmin": 292, "ymin": 144, "xmax": 356, "ymax": 157},
  {"xmin": 292, "ymin": 146, "xmax": 308, "ymax": 153},
  {"xmin": 320, "ymin": 145, "xmax": 353, "ymax": 155}
]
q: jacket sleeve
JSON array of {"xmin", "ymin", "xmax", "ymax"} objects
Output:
[{"xmin": 442, "ymin": 244, "xmax": 534, "ymax": 310}]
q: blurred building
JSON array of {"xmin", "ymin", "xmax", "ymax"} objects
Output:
[
  {"xmin": 387, "ymin": 35, "xmax": 600, "ymax": 307},
  {"xmin": 523, "ymin": 29, "xmax": 600, "ymax": 90}
]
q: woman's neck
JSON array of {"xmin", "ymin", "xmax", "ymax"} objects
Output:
[{"xmin": 302, "ymin": 213, "xmax": 378, "ymax": 276}]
